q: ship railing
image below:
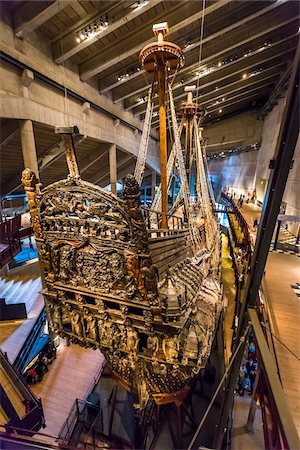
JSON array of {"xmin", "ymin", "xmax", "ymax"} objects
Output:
[{"xmin": 141, "ymin": 206, "xmax": 186, "ymax": 232}]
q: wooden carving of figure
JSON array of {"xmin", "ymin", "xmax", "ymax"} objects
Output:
[
  {"xmin": 86, "ymin": 315, "xmax": 97, "ymax": 341},
  {"xmin": 51, "ymin": 304, "xmax": 60, "ymax": 331},
  {"xmin": 71, "ymin": 311, "xmax": 83, "ymax": 337},
  {"xmin": 123, "ymin": 174, "xmax": 149, "ymax": 250},
  {"xmin": 126, "ymin": 323, "xmax": 139, "ymax": 354},
  {"xmin": 162, "ymin": 336, "xmax": 179, "ymax": 363},
  {"xmin": 141, "ymin": 258, "xmax": 158, "ymax": 296},
  {"xmin": 147, "ymin": 334, "xmax": 159, "ymax": 360},
  {"xmin": 21, "ymin": 169, "xmax": 42, "ymax": 238},
  {"xmin": 124, "ymin": 251, "xmax": 144, "ymax": 294},
  {"xmin": 61, "ymin": 305, "xmax": 71, "ymax": 324}
]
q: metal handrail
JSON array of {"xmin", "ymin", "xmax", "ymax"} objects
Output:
[{"xmin": 14, "ymin": 309, "xmax": 48, "ymax": 374}]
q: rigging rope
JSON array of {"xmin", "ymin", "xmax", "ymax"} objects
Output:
[
  {"xmin": 134, "ymin": 87, "xmax": 153, "ymax": 185},
  {"xmin": 260, "ymin": 322, "xmax": 300, "ymax": 361},
  {"xmin": 196, "ymin": 0, "xmax": 206, "ymax": 106},
  {"xmin": 187, "ymin": 325, "xmax": 250, "ymax": 450},
  {"xmin": 151, "ymin": 120, "xmax": 184, "ymax": 213}
]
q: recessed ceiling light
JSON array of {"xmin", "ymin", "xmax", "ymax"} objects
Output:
[
  {"xmin": 242, "ymin": 73, "xmax": 247, "ymax": 79},
  {"xmin": 219, "ymin": 109, "xmax": 222, "ymax": 113}
]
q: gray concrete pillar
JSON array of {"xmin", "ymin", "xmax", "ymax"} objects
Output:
[
  {"xmin": 19, "ymin": 120, "xmax": 39, "ymax": 178},
  {"xmin": 109, "ymin": 144, "xmax": 117, "ymax": 195},
  {"xmin": 151, "ymin": 171, "xmax": 156, "ymax": 199}
]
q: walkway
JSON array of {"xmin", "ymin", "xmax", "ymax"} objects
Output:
[
  {"xmin": 221, "ymin": 229, "xmax": 264, "ymax": 449},
  {"xmin": 31, "ymin": 341, "xmax": 105, "ymax": 439},
  {"xmin": 234, "ymin": 199, "xmax": 300, "ymax": 436}
]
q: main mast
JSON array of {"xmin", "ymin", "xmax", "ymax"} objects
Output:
[{"xmin": 140, "ymin": 23, "xmax": 184, "ymax": 228}]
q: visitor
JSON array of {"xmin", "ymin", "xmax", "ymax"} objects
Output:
[
  {"xmin": 35, "ymin": 361, "xmax": 44, "ymax": 381},
  {"xmin": 25, "ymin": 368, "xmax": 37, "ymax": 384}
]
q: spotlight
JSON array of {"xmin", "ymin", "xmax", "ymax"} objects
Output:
[
  {"xmin": 242, "ymin": 73, "xmax": 247, "ymax": 79},
  {"xmin": 104, "ymin": 14, "xmax": 109, "ymax": 26},
  {"xmin": 219, "ymin": 109, "xmax": 222, "ymax": 113},
  {"xmin": 76, "ymin": 35, "xmax": 81, "ymax": 43},
  {"xmin": 135, "ymin": 0, "xmax": 149, "ymax": 9},
  {"xmin": 218, "ymin": 62, "xmax": 222, "ymax": 67}
]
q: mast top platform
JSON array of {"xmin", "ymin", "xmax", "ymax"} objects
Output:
[
  {"xmin": 139, "ymin": 22, "xmax": 184, "ymax": 74},
  {"xmin": 178, "ymin": 90, "xmax": 205, "ymax": 119}
]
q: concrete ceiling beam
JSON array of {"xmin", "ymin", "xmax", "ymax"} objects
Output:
[
  {"xmin": 112, "ymin": 1, "xmax": 292, "ymax": 102},
  {"xmin": 121, "ymin": 23, "xmax": 298, "ymax": 108},
  {"xmin": 0, "ymin": 134, "xmax": 86, "ymax": 198},
  {"xmin": 140, "ymin": 70, "xmax": 280, "ymax": 121},
  {"xmin": 93, "ymin": 154, "xmax": 133, "ymax": 185},
  {"xmin": 151, "ymin": 61, "xmax": 289, "ymax": 127},
  {"xmin": 53, "ymin": 0, "xmax": 164, "ymax": 64},
  {"xmin": 14, "ymin": 0, "xmax": 73, "ymax": 39},
  {"xmin": 80, "ymin": 148, "xmax": 109, "ymax": 175},
  {"xmin": 0, "ymin": 120, "xmax": 19, "ymax": 148},
  {"xmin": 134, "ymin": 43, "xmax": 296, "ymax": 117},
  {"xmin": 80, "ymin": 0, "xmax": 232, "ymax": 81}
]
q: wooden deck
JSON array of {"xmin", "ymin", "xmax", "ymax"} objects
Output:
[
  {"xmin": 31, "ymin": 342, "xmax": 105, "ymax": 438},
  {"xmin": 264, "ymin": 252, "xmax": 300, "ymax": 436},
  {"xmin": 237, "ymin": 200, "xmax": 300, "ymax": 436}
]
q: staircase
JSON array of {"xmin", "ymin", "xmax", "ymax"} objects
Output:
[{"xmin": 0, "ymin": 275, "xmax": 42, "ymax": 316}]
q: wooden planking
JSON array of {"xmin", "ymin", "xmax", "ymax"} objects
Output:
[
  {"xmin": 149, "ymin": 233, "xmax": 192, "ymax": 278},
  {"xmin": 238, "ymin": 200, "xmax": 300, "ymax": 434},
  {"xmin": 264, "ymin": 252, "xmax": 300, "ymax": 436},
  {"xmin": 31, "ymin": 343, "xmax": 104, "ymax": 437}
]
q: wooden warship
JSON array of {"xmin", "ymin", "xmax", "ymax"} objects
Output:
[{"xmin": 22, "ymin": 23, "xmax": 223, "ymax": 409}]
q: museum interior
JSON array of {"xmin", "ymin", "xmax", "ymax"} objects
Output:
[{"xmin": 0, "ymin": 1, "xmax": 299, "ymax": 449}]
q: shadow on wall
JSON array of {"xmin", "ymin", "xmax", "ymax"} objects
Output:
[
  {"xmin": 256, "ymin": 177, "xmax": 268, "ymax": 205},
  {"xmin": 208, "ymin": 151, "xmax": 258, "ymax": 201}
]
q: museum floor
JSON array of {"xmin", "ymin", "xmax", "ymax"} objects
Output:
[
  {"xmin": 0, "ymin": 201, "xmax": 299, "ymax": 447},
  {"xmin": 240, "ymin": 201, "xmax": 300, "ymax": 436}
]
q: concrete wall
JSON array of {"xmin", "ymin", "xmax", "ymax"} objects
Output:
[
  {"xmin": 0, "ymin": 16, "xmax": 160, "ymax": 173},
  {"xmin": 203, "ymin": 111, "xmax": 262, "ymax": 152},
  {"xmin": 255, "ymin": 92, "xmax": 300, "ymax": 218},
  {"xmin": 209, "ymin": 91, "xmax": 300, "ymax": 236},
  {"xmin": 208, "ymin": 150, "xmax": 258, "ymax": 201}
]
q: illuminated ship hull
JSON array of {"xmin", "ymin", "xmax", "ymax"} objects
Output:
[
  {"xmin": 22, "ymin": 167, "xmax": 222, "ymax": 407},
  {"xmin": 22, "ymin": 24, "xmax": 223, "ymax": 408}
]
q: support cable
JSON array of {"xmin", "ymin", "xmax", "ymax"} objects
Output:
[
  {"xmin": 196, "ymin": 0, "xmax": 206, "ymax": 106},
  {"xmin": 260, "ymin": 322, "xmax": 300, "ymax": 361},
  {"xmin": 187, "ymin": 325, "xmax": 250, "ymax": 450}
]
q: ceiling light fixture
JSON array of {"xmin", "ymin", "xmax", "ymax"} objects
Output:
[
  {"xmin": 134, "ymin": 0, "xmax": 149, "ymax": 9},
  {"xmin": 75, "ymin": 15, "xmax": 109, "ymax": 43}
]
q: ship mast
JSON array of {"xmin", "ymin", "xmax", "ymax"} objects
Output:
[
  {"xmin": 140, "ymin": 23, "xmax": 184, "ymax": 229},
  {"xmin": 178, "ymin": 86, "xmax": 205, "ymax": 194}
]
